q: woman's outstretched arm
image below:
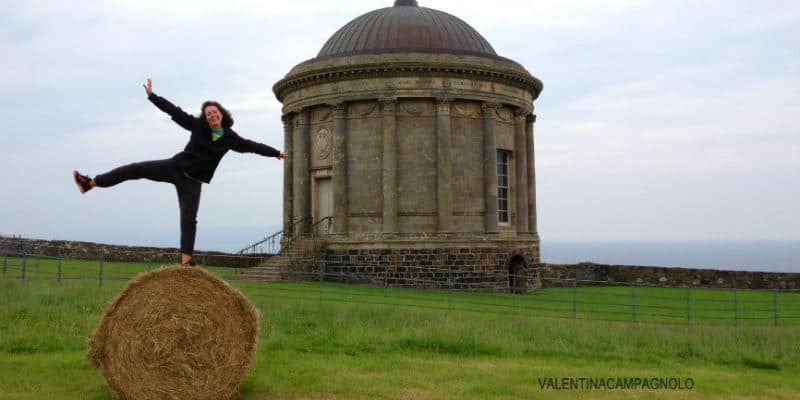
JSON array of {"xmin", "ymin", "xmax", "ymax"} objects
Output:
[
  {"xmin": 143, "ymin": 78, "xmax": 198, "ymax": 132},
  {"xmin": 228, "ymin": 131, "xmax": 287, "ymax": 159}
]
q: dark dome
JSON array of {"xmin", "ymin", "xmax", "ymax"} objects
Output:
[{"xmin": 317, "ymin": 1, "xmax": 498, "ymax": 59}]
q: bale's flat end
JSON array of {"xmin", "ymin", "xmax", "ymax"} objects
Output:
[{"xmin": 88, "ymin": 266, "xmax": 259, "ymax": 400}]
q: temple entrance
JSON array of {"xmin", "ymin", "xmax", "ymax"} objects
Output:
[{"xmin": 315, "ymin": 177, "xmax": 333, "ymax": 234}]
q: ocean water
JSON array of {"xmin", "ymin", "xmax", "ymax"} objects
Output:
[{"xmin": 540, "ymin": 240, "xmax": 800, "ymax": 273}]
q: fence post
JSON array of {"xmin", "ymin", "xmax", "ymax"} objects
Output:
[
  {"xmin": 631, "ymin": 282, "xmax": 636, "ymax": 322},
  {"xmin": 687, "ymin": 286, "xmax": 691, "ymax": 326},
  {"xmin": 99, "ymin": 252, "xmax": 104, "ymax": 288},
  {"xmin": 317, "ymin": 264, "xmax": 322, "ymax": 307},
  {"xmin": 2, "ymin": 241, "xmax": 6, "ymax": 274},
  {"xmin": 384, "ymin": 263, "xmax": 389, "ymax": 299},
  {"xmin": 773, "ymin": 289, "xmax": 778, "ymax": 328},
  {"xmin": 257, "ymin": 255, "xmax": 264, "ymax": 300},
  {"xmin": 147, "ymin": 253, "xmax": 153, "ymax": 271},
  {"xmin": 318, "ymin": 256, "xmax": 323, "ymax": 306},
  {"xmin": 319, "ymin": 252, "xmax": 325, "ymax": 283},
  {"xmin": 572, "ymin": 277, "xmax": 577, "ymax": 320},
  {"xmin": 22, "ymin": 251, "xmax": 27, "ymax": 282},
  {"xmin": 733, "ymin": 279, "xmax": 738, "ymax": 328},
  {"xmin": 512, "ymin": 268, "xmax": 518, "ymax": 311},
  {"xmin": 57, "ymin": 248, "xmax": 63, "ymax": 285},
  {"xmin": 448, "ymin": 264, "xmax": 453, "ymax": 312}
]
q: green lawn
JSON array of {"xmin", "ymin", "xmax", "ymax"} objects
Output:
[
  {"xmin": 1, "ymin": 260, "xmax": 799, "ymax": 399},
  {"xmin": 3, "ymin": 255, "xmax": 798, "ymax": 327}
]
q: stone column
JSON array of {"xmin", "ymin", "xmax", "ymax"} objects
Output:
[
  {"xmin": 526, "ymin": 113, "xmax": 538, "ymax": 237},
  {"xmin": 381, "ymin": 98, "xmax": 398, "ymax": 234},
  {"xmin": 482, "ymin": 102, "xmax": 500, "ymax": 234},
  {"xmin": 293, "ymin": 109, "xmax": 310, "ymax": 235},
  {"xmin": 282, "ymin": 113, "xmax": 294, "ymax": 233},
  {"xmin": 514, "ymin": 109, "xmax": 529, "ymax": 233},
  {"xmin": 436, "ymin": 98, "xmax": 453, "ymax": 233},
  {"xmin": 332, "ymin": 103, "xmax": 348, "ymax": 235}
]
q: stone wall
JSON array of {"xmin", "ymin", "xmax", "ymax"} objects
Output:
[
  {"xmin": 320, "ymin": 243, "xmax": 539, "ymax": 291},
  {"xmin": 540, "ymin": 262, "xmax": 800, "ymax": 290},
  {"xmin": 0, "ymin": 237, "xmax": 266, "ymax": 269}
]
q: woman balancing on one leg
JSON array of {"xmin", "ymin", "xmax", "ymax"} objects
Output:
[{"xmin": 73, "ymin": 78, "xmax": 288, "ymax": 267}]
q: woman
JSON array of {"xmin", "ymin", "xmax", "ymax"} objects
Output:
[{"xmin": 73, "ymin": 78, "xmax": 288, "ymax": 267}]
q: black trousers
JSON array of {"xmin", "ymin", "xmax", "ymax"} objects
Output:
[{"xmin": 93, "ymin": 158, "xmax": 202, "ymax": 255}]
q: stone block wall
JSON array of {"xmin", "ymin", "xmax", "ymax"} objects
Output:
[
  {"xmin": 0, "ymin": 237, "xmax": 265, "ymax": 269},
  {"xmin": 320, "ymin": 243, "xmax": 540, "ymax": 291},
  {"xmin": 540, "ymin": 262, "xmax": 800, "ymax": 290}
]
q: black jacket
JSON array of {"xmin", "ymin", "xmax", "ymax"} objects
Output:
[{"xmin": 148, "ymin": 93, "xmax": 280, "ymax": 183}]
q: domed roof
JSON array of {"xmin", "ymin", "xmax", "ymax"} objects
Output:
[{"xmin": 317, "ymin": 0, "xmax": 498, "ymax": 59}]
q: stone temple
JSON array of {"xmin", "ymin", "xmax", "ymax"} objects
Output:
[{"xmin": 273, "ymin": 0, "xmax": 543, "ymax": 290}]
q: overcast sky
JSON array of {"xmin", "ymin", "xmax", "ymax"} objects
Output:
[{"xmin": 1, "ymin": 0, "xmax": 798, "ymax": 252}]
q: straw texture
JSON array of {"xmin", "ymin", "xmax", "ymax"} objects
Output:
[{"xmin": 87, "ymin": 266, "xmax": 259, "ymax": 400}]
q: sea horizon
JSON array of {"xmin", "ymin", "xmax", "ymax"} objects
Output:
[{"xmin": 541, "ymin": 240, "xmax": 800, "ymax": 273}]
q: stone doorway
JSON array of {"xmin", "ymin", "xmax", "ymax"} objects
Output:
[{"xmin": 315, "ymin": 177, "xmax": 333, "ymax": 234}]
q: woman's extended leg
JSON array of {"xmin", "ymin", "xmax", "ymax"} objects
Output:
[{"xmin": 92, "ymin": 159, "xmax": 178, "ymax": 188}]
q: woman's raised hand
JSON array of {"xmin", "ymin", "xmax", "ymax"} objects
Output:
[{"xmin": 143, "ymin": 78, "xmax": 153, "ymax": 97}]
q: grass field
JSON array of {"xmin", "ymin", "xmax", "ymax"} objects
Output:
[
  {"xmin": 1, "ymin": 258, "xmax": 799, "ymax": 399},
  {"xmin": 3, "ymin": 255, "xmax": 799, "ymax": 326}
]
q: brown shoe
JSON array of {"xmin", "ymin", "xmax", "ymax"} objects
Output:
[{"xmin": 73, "ymin": 170, "xmax": 93, "ymax": 194}]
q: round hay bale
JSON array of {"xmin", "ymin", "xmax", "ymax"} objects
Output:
[{"xmin": 87, "ymin": 266, "xmax": 258, "ymax": 400}]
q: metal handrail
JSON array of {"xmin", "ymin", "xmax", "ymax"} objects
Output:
[
  {"xmin": 236, "ymin": 216, "xmax": 334, "ymax": 255},
  {"xmin": 236, "ymin": 217, "xmax": 311, "ymax": 255},
  {"xmin": 312, "ymin": 216, "xmax": 334, "ymax": 238}
]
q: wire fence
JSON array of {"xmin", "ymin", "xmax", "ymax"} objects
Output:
[{"xmin": 2, "ymin": 244, "xmax": 799, "ymax": 328}]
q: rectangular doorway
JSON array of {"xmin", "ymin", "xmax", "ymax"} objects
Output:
[{"xmin": 316, "ymin": 177, "xmax": 333, "ymax": 234}]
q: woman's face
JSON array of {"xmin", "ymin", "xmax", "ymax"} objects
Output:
[{"xmin": 204, "ymin": 105, "xmax": 222, "ymax": 128}]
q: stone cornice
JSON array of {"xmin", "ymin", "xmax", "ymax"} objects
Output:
[{"xmin": 274, "ymin": 56, "xmax": 543, "ymax": 102}]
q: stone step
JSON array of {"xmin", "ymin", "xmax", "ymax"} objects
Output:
[
  {"xmin": 233, "ymin": 265, "xmax": 283, "ymax": 281},
  {"xmin": 235, "ymin": 236, "xmax": 319, "ymax": 281}
]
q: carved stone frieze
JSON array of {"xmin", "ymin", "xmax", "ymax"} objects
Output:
[
  {"xmin": 348, "ymin": 101, "xmax": 380, "ymax": 118},
  {"xmin": 495, "ymin": 107, "xmax": 513, "ymax": 123},
  {"xmin": 452, "ymin": 101, "xmax": 482, "ymax": 118},
  {"xmin": 398, "ymin": 100, "xmax": 435, "ymax": 117}
]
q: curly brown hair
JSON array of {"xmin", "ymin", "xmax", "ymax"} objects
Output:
[{"xmin": 200, "ymin": 101, "xmax": 234, "ymax": 128}]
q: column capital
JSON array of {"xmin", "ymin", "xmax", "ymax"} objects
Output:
[
  {"xmin": 332, "ymin": 103, "xmax": 347, "ymax": 118},
  {"xmin": 380, "ymin": 97, "xmax": 397, "ymax": 114},
  {"xmin": 436, "ymin": 97, "xmax": 453, "ymax": 114},
  {"xmin": 481, "ymin": 102, "xmax": 502, "ymax": 117},
  {"xmin": 527, "ymin": 113, "xmax": 538, "ymax": 124},
  {"xmin": 513, "ymin": 109, "xmax": 528, "ymax": 123},
  {"xmin": 296, "ymin": 109, "xmax": 310, "ymax": 125}
]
